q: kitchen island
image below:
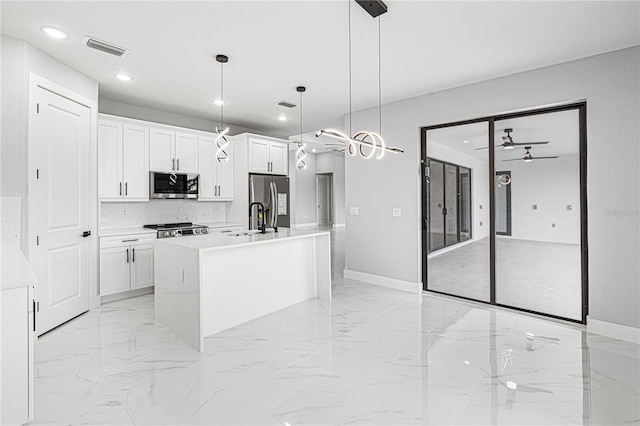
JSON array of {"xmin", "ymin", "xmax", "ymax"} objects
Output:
[{"xmin": 154, "ymin": 228, "xmax": 331, "ymax": 351}]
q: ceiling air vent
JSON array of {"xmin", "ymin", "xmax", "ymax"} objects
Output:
[
  {"xmin": 276, "ymin": 100, "xmax": 296, "ymax": 108},
  {"xmin": 82, "ymin": 36, "xmax": 129, "ymax": 58}
]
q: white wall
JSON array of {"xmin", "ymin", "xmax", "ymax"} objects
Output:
[
  {"xmin": 288, "ymin": 152, "xmax": 318, "ymax": 226},
  {"xmin": 427, "ymin": 143, "xmax": 490, "ymax": 241},
  {"xmin": 507, "ymin": 155, "xmax": 581, "ymax": 244},
  {"xmin": 316, "ymin": 152, "xmax": 346, "ymax": 226},
  {"xmin": 98, "ymin": 99, "xmax": 264, "ymax": 136},
  {"xmin": 1, "ymin": 35, "xmax": 99, "ymax": 253},
  {"xmin": 100, "ymin": 200, "xmax": 226, "ymax": 229},
  {"xmin": 345, "ymin": 46, "xmax": 639, "ymax": 329}
]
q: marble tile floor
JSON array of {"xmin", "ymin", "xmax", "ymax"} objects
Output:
[{"xmin": 29, "ymin": 227, "xmax": 638, "ymax": 425}]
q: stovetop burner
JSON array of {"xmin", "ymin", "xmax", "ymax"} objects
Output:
[{"xmin": 144, "ymin": 222, "xmax": 209, "ymax": 238}]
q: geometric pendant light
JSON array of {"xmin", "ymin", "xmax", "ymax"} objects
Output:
[
  {"xmin": 215, "ymin": 54, "xmax": 230, "ymax": 162},
  {"xmin": 316, "ymin": 0, "xmax": 403, "ymax": 158},
  {"xmin": 295, "ymin": 86, "xmax": 307, "ymax": 171}
]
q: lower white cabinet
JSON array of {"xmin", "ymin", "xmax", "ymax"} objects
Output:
[
  {"xmin": 100, "ymin": 234, "xmax": 155, "ymax": 297},
  {"xmin": 1, "ymin": 280, "xmax": 35, "ymax": 426}
]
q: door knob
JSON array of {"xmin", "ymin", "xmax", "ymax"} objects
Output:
[{"xmin": 82, "ymin": 231, "xmax": 91, "ymax": 237}]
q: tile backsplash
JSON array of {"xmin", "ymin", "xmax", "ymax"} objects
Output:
[{"xmin": 100, "ymin": 200, "xmax": 226, "ymax": 229}]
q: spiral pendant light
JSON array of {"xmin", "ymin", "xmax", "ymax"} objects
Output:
[
  {"xmin": 296, "ymin": 86, "xmax": 307, "ymax": 171},
  {"xmin": 215, "ymin": 54, "xmax": 230, "ymax": 162},
  {"xmin": 316, "ymin": 0, "xmax": 403, "ymax": 158}
]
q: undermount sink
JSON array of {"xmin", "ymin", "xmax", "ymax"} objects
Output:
[{"xmin": 227, "ymin": 230, "xmax": 276, "ymax": 237}]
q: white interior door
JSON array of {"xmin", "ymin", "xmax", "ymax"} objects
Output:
[
  {"xmin": 317, "ymin": 175, "xmax": 329, "ymax": 226},
  {"xmin": 32, "ymin": 87, "xmax": 90, "ymax": 335}
]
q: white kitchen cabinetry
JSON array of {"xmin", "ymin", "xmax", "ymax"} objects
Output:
[
  {"xmin": 150, "ymin": 128, "xmax": 198, "ymax": 173},
  {"xmin": 248, "ymin": 137, "xmax": 288, "ymax": 175},
  {"xmin": 1, "ymin": 249, "xmax": 36, "ymax": 426},
  {"xmin": 99, "ymin": 234, "xmax": 155, "ymax": 297},
  {"xmin": 198, "ymin": 135, "xmax": 234, "ymax": 201},
  {"xmin": 98, "ymin": 118, "xmax": 149, "ymax": 201}
]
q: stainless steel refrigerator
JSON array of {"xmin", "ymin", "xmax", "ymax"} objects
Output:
[{"xmin": 249, "ymin": 174, "xmax": 290, "ymax": 230}]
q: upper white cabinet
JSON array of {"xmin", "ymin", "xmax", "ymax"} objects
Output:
[
  {"xmin": 248, "ymin": 136, "xmax": 288, "ymax": 175},
  {"xmin": 98, "ymin": 118, "xmax": 149, "ymax": 201},
  {"xmin": 150, "ymin": 129, "xmax": 198, "ymax": 173},
  {"xmin": 198, "ymin": 135, "xmax": 234, "ymax": 201}
]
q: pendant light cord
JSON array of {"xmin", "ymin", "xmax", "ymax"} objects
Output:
[
  {"xmin": 348, "ymin": 0, "xmax": 352, "ymax": 136},
  {"xmin": 378, "ymin": 15, "xmax": 382, "ymax": 136},
  {"xmin": 221, "ymin": 62, "xmax": 224, "ymax": 129}
]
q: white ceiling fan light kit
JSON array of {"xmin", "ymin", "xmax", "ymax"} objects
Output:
[{"xmin": 316, "ymin": 0, "xmax": 403, "ymax": 159}]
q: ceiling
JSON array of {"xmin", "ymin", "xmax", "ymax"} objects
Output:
[
  {"xmin": 2, "ymin": 1, "xmax": 638, "ymax": 138},
  {"xmin": 427, "ymin": 108, "xmax": 580, "ymax": 163}
]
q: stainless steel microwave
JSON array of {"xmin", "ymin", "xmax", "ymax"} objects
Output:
[{"xmin": 150, "ymin": 172, "xmax": 199, "ymax": 199}]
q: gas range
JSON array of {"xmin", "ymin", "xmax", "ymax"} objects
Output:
[{"xmin": 143, "ymin": 222, "xmax": 209, "ymax": 239}]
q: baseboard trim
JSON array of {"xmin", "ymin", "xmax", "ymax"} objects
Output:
[
  {"xmin": 292, "ymin": 222, "xmax": 318, "ymax": 229},
  {"xmin": 343, "ymin": 269, "xmax": 421, "ymax": 294},
  {"xmin": 101, "ymin": 287, "xmax": 154, "ymax": 305},
  {"xmin": 587, "ymin": 316, "xmax": 640, "ymax": 344}
]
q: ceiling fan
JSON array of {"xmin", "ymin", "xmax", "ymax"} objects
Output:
[
  {"xmin": 475, "ymin": 128, "xmax": 550, "ymax": 150},
  {"xmin": 502, "ymin": 146, "xmax": 558, "ymax": 162}
]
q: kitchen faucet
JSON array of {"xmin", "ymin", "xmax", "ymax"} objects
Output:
[{"xmin": 249, "ymin": 202, "xmax": 266, "ymax": 234}]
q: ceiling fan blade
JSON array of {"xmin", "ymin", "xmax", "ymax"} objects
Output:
[
  {"xmin": 513, "ymin": 141, "xmax": 550, "ymax": 145},
  {"xmin": 502, "ymin": 158, "xmax": 524, "ymax": 162},
  {"xmin": 531, "ymin": 156, "xmax": 558, "ymax": 159}
]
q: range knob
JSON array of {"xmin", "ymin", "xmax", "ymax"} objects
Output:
[
  {"xmin": 194, "ymin": 229, "xmax": 200, "ymax": 235},
  {"xmin": 201, "ymin": 228, "xmax": 208, "ymax": 234},
  {"xmin": 170, "ymin": 230, "xmax": 178, "ymax": 237},
  {"xmin": 161, "ymin": 231, "xmax": 170, "ymax": 238}
]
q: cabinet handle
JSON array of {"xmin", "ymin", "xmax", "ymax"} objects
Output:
[
  {"xmin": 125, "ymin": 182, "xmax": 128, "ymax": 196},
  {"xmin": 177, "ymin": 158, "xmax": 180, "ymax": 171},
  {"xmin": 126, "ymin": 248, "xmax": 129, "ymax": 263},
  {"xmin": 132, "ymin": 248, "xmax": 135, "ymax": 262},
  {"xmin": 214, "ymin": 185, "xmax": 217, "ymax": 197},
  {"xmin": 121, "ymin": 238, "xmax": 138, "ymax": 242},
  {"xmin": 172, "ymin": 158, "xmax": 175, "ymax": 170},
  {"xmin": 33, "ymin": 300, "xmax": 36, "ymax": 332},
  {"xmin": 119, "ymin": 182, "xmax": 122, "ymax": 196}
]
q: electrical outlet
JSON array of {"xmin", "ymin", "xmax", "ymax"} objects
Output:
[
  {"xmin": 392, "ymin": 208, "xmax": 401, "ymax": 217},
  {"xmin": 480, "ymin": 221, "xmax": 483, "ymax": 226},
  {"xmin": 552, "ymin": 223, "xmax": 556, "ymax": 228},
  {"xmin": 122, "ymin": 208, "xmax": 128, "ymax": 217},
  {"xmin": 349, "ymin": 207, "xmax": 359, "ymax": 216}
]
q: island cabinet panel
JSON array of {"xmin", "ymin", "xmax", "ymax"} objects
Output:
[{"xmin": 154, "ymin": 229, "xmax": 331, "ymax": 351}]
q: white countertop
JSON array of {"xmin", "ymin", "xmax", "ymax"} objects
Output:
[
  {"xmin": 156, "ymin": 228, "xmax": 329, "ymax": 252},
  {"xmin": 1, "ymin": 248, "xmax": 37, "ymax": 291},
  {"xmin": 98, "ymin": 223, "xmax": 244, "ymax": 237}
]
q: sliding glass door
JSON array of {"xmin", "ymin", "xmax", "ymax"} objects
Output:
[
  {"xmin": 424, "ymin": 121, "xmax": 490, "ymax": 302},
  {"xmin": 422, "ymin": 103, "xmax": 588, "ymax": 323}
]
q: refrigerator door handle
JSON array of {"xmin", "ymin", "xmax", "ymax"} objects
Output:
[
  {"xmin": 271, "ymin": 181, "xmax": 278, "ymax": 228},
  {"xmin": 249, "ymin": 176, "xmax": 255, "ymax": 230}
]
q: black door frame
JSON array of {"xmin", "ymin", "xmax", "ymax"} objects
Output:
[
  {"xmin": 495, "ymin": 171, "xmax": 512, "ymax": 236},
  {"xmin": 421, "ymin": 102, "xmax": 588, "ymax": 324}
]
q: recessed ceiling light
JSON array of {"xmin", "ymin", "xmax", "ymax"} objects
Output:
[
  {"xmin": 114, "ymin": 73, "xmax": 133, "ymax": 82},
  {"xmin": 312, "ymin": 148, "xmax": 317, "ymax": 153},
  {"xmin": 278, "ymin": 115, "xmax": 287, "ymax": 122},
  {"xmin": 41, "ymin": 26, "xmax": 69, "ymax": 40},
  {"xmin": 463, "ymin": 140, "xmax": 470, "ymax": 144},
  {"xmin": 212, "ymin": 99, "xmax": 224, "ymax": 106}
]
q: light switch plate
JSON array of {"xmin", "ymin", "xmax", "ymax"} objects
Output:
[
  {"xmin": 349, "ymin": 207, "xmax": 359, "ymax": 216},
  {"xmin": 392, "ymin": 208, "xmax": 401, "ymax": 217}
]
